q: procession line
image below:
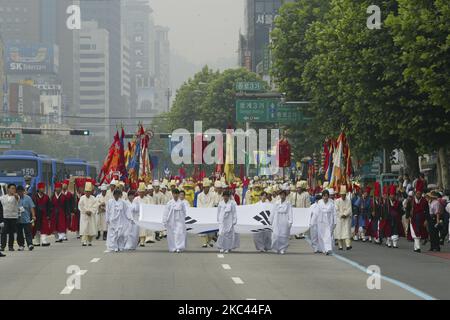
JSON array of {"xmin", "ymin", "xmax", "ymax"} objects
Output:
[
  {"xmin": 90, "ymin": 258, "xmax": 101, "ymax": 263},
  {"xmin": 304, "ymin": 236, "xmax": 435, "ymax": 300},
  {"xmin": 222, "ymin": 264, "xmax": 231, "ymax": 270},
  {"xmin": 232, "ymin": 277, "xmax": 244, "ymax": 284}
]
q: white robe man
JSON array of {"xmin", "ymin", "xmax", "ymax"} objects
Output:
[
  {"xmin": 144, "ymin": 184, "xmax": 157, "ymax": 243},
  {"xmin": 309, "ymin": 194, "xmax": 322, "ymax": 253},
  {"xmin": 270, "ymin": 190, "xmax": 293, "ymax": 254},
  {"xmin": 293, "ymin": 180, "xmax": 311, "ymax": 239},
  {"xmin": 162, "ymin": 189, "xmax": 187, "ymax": 253},
  {"xmin": 133, "ymin": 183, "xmax": 152, "ymax": 247},
  {"xmin": 197, "ymin": 181, "xmax": 216, "ymax": 248},
  {"xmin": 96, "ymin": 185, "xmax": 108, "ymax": 241},
  {"xmin": 253, "ymin": 191, "xmax": 273, "ymax": 252},
  {"xmin": 106, "ymin": 189, "xmax": 131, "ymax": 252},
  {"xmin": 217, "ymin": 191, "xmax": 238, "ymax": 253},
  {"xmin": 78, "ymin": 182, "xmax": 98, "ymax": 246},
  {"xmin": 334, "ymin": 186, "xmax": 352, "ymax": 250},
  {"xmin": 124, "ymin": 191, "xmax": 139, "ymax": 250},
  {"xmin": 315, "ymin": 189, "xmax": 336, "ymax": 255}
]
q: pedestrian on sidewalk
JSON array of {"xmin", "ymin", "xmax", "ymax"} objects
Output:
[{"xmin": 16, "ymin": 185, "xmax": 36, "ymax": 251}]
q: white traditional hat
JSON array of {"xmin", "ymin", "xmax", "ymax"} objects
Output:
[
  {"xmin": 160, "ymin": 184, "xmax": 167, "ymax": 189},
  {"xmin": 146, "ymin": 184, "xmax": 154, "ymax": 190},
  {"xmin": 85, "ymin": 182, "xmax": 93, "ymax": 192},
  {"xmin": 214, "ymin": 181, "xmax": 222, "ymax": 188},
  {"xmin": 110, "ymin": 179, "xmax": 117, "ymax": 186},
  {"xmin": 153, "ymin": 180, "xmax": 160, "ymax": 187},
  {"xmin": 138, "ymin": 183, "xmax": 146, "ymax": 192},
  {"xmin": 297, "ymin": 180, "xmax": 308, "ymax": 189},
  {"xmin": 327, "ymin": 188, "xmax": 335, "ymax": 196},
  {"xmin": 100, "ymin": 184, "xmax": 108, "ymax": 191},
  {"xmin": 203, "ymin": 180, "xmax": 211, "ymax": 187}
]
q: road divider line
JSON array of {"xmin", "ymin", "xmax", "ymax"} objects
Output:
[
  {"xmin": 217, "ymin": 254, "xmax": 224, "ymax": 258},
  {"xmin": 304, "ymin": 236, "xmax": 436, "ymax": 300},
  {"xmin": 246, "ymin": 298, "xmax": 257, "ymax": 300},
  {"xmin": 90, "ymin": 258, "xmax": 100, "ymax": 263},
  {"xmin": 232, "ymin": 277, "xmax": 244, "ymax": 284},
  {"xmin": 222, "ymin": 264, "xmax": 231, "ymax": 270}
]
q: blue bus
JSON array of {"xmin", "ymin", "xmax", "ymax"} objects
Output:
[
  {"xmin": 39, "ymin": 155, "xmax": 67, "ymax": 188},
  {"xmin": 0, "ymin": 150, "xmax": 53, "ymax": 194},
  {"xmin": 64, "ymin": 158, "xmax": 98, "ymax": 180}
]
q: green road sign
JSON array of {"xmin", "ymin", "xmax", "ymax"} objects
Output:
[
  {"xmin": 0, "ymin": 130, "xmax": 20, "ymax": 146},
  {"xmin": 0, "ymin": 116, "xmax": 23, "ymax": 124},
  {"xmin": 236, "ymin": 99, "xmax": 306, "ymax": 123},
  {"xmin": 235, "ymin": 81, "xmax": 264, "ymax": 92}
]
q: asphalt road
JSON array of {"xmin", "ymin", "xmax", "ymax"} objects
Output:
[{"xmin": 0, "ymin": 234, "xmax": 447, "ymax": 300}]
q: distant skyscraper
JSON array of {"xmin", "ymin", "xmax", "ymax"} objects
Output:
[
  {"xmin": 79, "ymin": 21, "xmax": 110, "ymax": 141},
  {"xmin": 239, "ymin": 0, "xmax": 293, "ymax": 76},
  {"xmin": 155, "ymin": 25, "xmax": 170, "ymax": 113}
]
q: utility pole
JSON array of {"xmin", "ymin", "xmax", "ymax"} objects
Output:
[{"xmin": 166, "ymin": 88, "xmax": 172, "ymax": 112}]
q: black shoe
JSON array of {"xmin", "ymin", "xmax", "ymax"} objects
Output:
[
  {"xmin": 414, "ymin": 249, "xmax": 421, "ymax": 253},
  {"xmin": 202, "ymin": 244, "xmax": 208, "ymax": 248},
  {"xmin": 34, "ymin": 244, "xmax": 41, "ymax": 247},
  {"xmin": 96, "ymin": 231, "xmax": 101, "ymax": 240},
  {"xmin": 140, "ymin": 244, "xmax": 145, "ymax": 247},
  {"xmin": 338, "ymin": 247, "xmax": 343, "ymax": 251},
  {"xmin": 63, "ymin": 238, "xmax": 68, "ymax": 241},
  {"xmin": 88, "ymin": 243, "xmax": 92, "ymax": 247},
  {"xmin": 77, "ymin": 236, "xmax": 81, "ymax": 240},
  {"xmin": 56, "ymin": 239, "xmax": 63, "ymax": 243},
  {"xmin": 42, "ymin": 243, "xmax": 50, "ymax": 247},
  {"xmin": 0, "ymin": 252, "xmax": 5, "ymax": 257},
  {"xmin": 8, "ymin": 247, "xmax": 14, "ymax": 252},
  {"xmin": 346, "ymin": 246, "xmax": 352, "ymax": 250},
  {"xmin": 28, "ymin": 245, "xmax": 34, "ymax": 251},
  {"xmin": 393, "ymin": 246, "xmax": 399, "ymax": 249},
  {"xmin": 103, "ymin": 232, "xmax": 107, "ymax": 241}
]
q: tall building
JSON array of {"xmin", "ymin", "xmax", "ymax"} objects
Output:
[
  {"xmin": 155, "ymin": 25, "xmax": 170, "ymax": 113},
  {"xmin": 79, "ymin": 21, "xmax": 110, "ymax": 141},
  {"xmin": 122, "ymin": 0, "xmax": 157, "ymax": 119},
  {"xmin": 81, "ymin": 0, "xmax": 130, "ymax": 133},
  {"xmin": 239, "ymin": 0, "xmax": 293, "ymax": 77},
  {"xmin": 0, "ymin": 0, "xmax": 80, "ymax": 120},
  {"xmin": 0, "ymin": 36, "xmax": 5, "ymax": 113}
]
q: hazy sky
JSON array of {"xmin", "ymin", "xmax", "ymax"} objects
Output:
[{"xmin": 149, "ymin": 0, "xmax": 245, "ymax": 66}]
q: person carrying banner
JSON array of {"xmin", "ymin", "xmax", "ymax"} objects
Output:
[
  {"xmin": 270, "ymin": 190, "xmax": 293, "ymax": 254},
  {"xmin": 217, "ymin": 190, "xmax": 238, "ymax": 253},
  {"xmin": 253, "ymin": 192, "xmax": 272, "ymax": 252}
]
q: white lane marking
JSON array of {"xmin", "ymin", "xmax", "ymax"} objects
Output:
[
  {"xmin": 90, "ymin": 258, "xmax": 100, "ymax": 263},
  {"xmin": 222, "ymin": 264, "xmax": 231, "ymax": 270},
  {"xmin": 217, "ymin": 254, "xmax": 224, "ymax": 258},
  {"xmin": 60, "ymin": 286, "xmax": 74, "ymax": 295},
  {"xmin": 246, "ymin": 298, "xmax": 257, "ymax": 300},
  {"xmin": 304, "ymin": 236, "xmax": 436, "ymax": 300},
  {"xmin": 104, "ymin": 250, "xmax": 110, "ymax": 253},
  {"xmin": 232, "ymin": 277, "xmax": 244, "ymax": 284}
]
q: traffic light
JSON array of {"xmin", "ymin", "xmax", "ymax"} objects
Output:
[{"xmin": 70, "ymin": 130, "xmax": 90, "ymax": 136}]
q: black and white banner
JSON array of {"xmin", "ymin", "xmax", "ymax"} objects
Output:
[{"xmin": 137, "ymin": 203, "xmax": 311, "ymax": 235}]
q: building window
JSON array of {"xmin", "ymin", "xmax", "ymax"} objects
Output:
[{"xmin": 255, "ymin": 1, "xmax": 264, "ymax": 13}]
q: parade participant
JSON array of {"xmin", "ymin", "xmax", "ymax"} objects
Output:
[
  {"xmin": 16, "ymin": 185, "xmax": 36, "ymax": 251},
  {"xmin": 382, "ymin": 185, "xmax": 405, "ymax": 248},
  {"xmin": 244, "ymin": 184, "xmax": 252, "ymax": 205},
  {"xmin": 367, "ymin": 182, "xmax": 382, "ymax": 244},
  {"xmin": 0, "ymin": 201, "xmax": 4, "ymax": 257},
  {"xmin": 163, "ymin": 189, "xmax": 187, "ymax": 253},
  {"xmin": 61, "ymin": 180, "xmax": 74, "ymax": 241},
  {"xmin": 96, "ymin": 185, "xmax": 108, "ymax": 240},
  {"xmin": 106, "ymin": 189, "xmax": 130, "ymax": 252},
  {"xmin": 123, "ymin": 190, "xmax": 139, "ymax": 251},
  {"xmin": 253, "ymin": 192, "xmax": 272, "ymax": 252},
  {"xmin": 160, "ymin": 184, "xmax": 171, "ymax": 204},
  {"xmin": 50, "ymin": 182, "xmax": 69, "ymax": 243},
  {"xmin": 152, "ymin": 181, "xmax": 164, "ymax": 204},
  {"xmin": 78, "ymin": 182, "xmax": 98, "ymax": 246},
  {"xmin": 197, "ymin": 180, "xmax": 216, "ymax": 248},
  {"xmin": 133, "ymin": 183, "xmax": 152, "ymax": 247},
  {"xmin": 334, "ymin": 186, "xmax": 352, "ymax": 250},
  {"xmin": 144, "ymin": 184, "xmax": 157, "ymax": 244},
  {"xmin": 213, "ymin": 181, "xmax": 223, "ymax": 207},
  {"xmin": 352, "ymin": 187, "xmax": 371, "ymax": 242},
  {"xmin": 193, "ymin": 181, "xmax": 203, "ymax": 207},
  {"xmin": 315, "ymin": 189, "xmax": 336, "ymax": 255},
  {"xmin": 428, "ymin": 191, "xmax": 442, "ymax": 252},
  {"xmin": 32, "ymin": 183, "xmax": 51, "ymax": 247},
  {"xmin": 270, "ymin": 189, "xmax": 293, "ymax": 255},
  {"xmin": 183, "ymin": 181, "xmax": 195, "ymax": 207},
  {"xmin": 217, "ymin": 190, "xmax": 238, "ymax": 254},
  {"xmin": 309, "ymin": 193, "xmax": 322, "ymax": 253},
  {"xmin": 118, "ymin": 181, "xmax": 128, "ymax": 200},
  {"xmin": 292, "ymin": 181, "xmax": 310, "ymax": 240},
  {"xmin": 437, "ymin": 191, "xmax": 448, "ymax": 245},
  {"xmin": 230, "ymin": 184, "xmax": 241, "ymax": 205},
  {"xmin": 403, "ymin": 191, "xmax": 414, "ymax": 238},
  {"xmin": 0, "ymin": 184, "xmax": 20, "ymax": 251},
  {"xmin": 408, "ymin": 180, "xmax": 428, "ymax": 253},
  {"xmin": 146, "ymin": 184, "xmax": 155, "ymax": 202},
  {"xmin": 71, "ymin": 182, "xmax": 85, "ymax": 239},
  {"xmin": 250, "ymin": 183, "xmax": 263, "ymax": 205}
]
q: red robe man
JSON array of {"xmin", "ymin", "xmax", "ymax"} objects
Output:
[
  {"xmin": 382, "ymin": 185, "xmax": 405, "ymax": 248},
  {"xmin": 62, "ymin": 179, "xmax": 74, "ymax": 239},
  {"xmin": 32, "ymin": 183, "xmax": 51, "ymax": 247},
  {"xmin": 367, "ymin": 182, "xmax": 382, "ymax": 243},
  {"xmin": 51, "ymin": 182, "xmax": 69, "ymax": 242},
  {"xmin": 277, "ymin": 137, "xmax": 291, "ymax": 168},
  {"xmin": 408, "ymin": 180, "xmax": 429, "ymax": 253},
  {"xmin": 70, "ymin": 181, "xmax": 84, "ymax": 239}
]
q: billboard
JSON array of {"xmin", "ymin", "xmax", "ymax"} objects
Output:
[{"xmin": 5, "ymin": 43, "xmax": 58, "ymax": 74}]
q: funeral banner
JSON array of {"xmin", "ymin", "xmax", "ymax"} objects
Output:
[{"xmin": 138, "ymin": 202, "xmax": 311, "ymax": 235}]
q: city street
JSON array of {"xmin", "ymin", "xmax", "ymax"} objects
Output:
[{"xmin": 0, "ymin": 234, "xmax": 448, "ymax": 300}]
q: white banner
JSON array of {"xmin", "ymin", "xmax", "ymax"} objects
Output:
[{"xmin": 138, "ymin": 203, "xmax": 311, "ymax": 235}]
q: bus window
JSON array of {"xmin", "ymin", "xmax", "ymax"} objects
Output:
[
  {"xmin": 42, "ymin": 162, "xmax": 52, "ymax": 193},
  {"xmin": 56, "ymin": 162, "xmax": 66, "ymax": 181},
  {"xmin": 0, "ymin": 159, "xmax": 38, "ymax": 177}
]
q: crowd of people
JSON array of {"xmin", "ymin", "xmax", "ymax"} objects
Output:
[{"xmin": 0, "ymin": 174, "xmax": 449, "ymax": 257}]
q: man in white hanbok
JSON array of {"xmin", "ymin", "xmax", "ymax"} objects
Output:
[
  {"xmin": 334, "ymin": 186, "xmax": 353, "ymax": 250},
  {"xmin": 217, "ymin": 191, "xmax": 238, "ymax": 253},
  {"xmin": 78, "ymin": 182, "xmax": 98, "ymax": 246},
  {"xmin": 106, "ymin": 189, "xmax": 131, "ymax": 252},
  {"xmin": 309, "ymin": 193, "xmax": 322, "ymax": 253},
  {"xmin": 316, "ymin": 189, "xmax": 336, "ymax": 255},
  {"xmin": 123, "ymin": 191, "xmax": 139, "ymax": 250},
  {"xmin": 95, "ymin": 185, "xmax": 108, "ymax": 240},
  {"xmin": 253, "ymin": 192, "xmax": 273, "ymax": 252},
  {"xmin": 133, "ymin": 183, "xmax": 152, "ymax": 247},
  {"xmin": 162, "ymin": 189, "xmax": 187, "ymax": 253},
  {"xmin": 270, "ymin": 190, "xmax": 293, "ymax": 254}
]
